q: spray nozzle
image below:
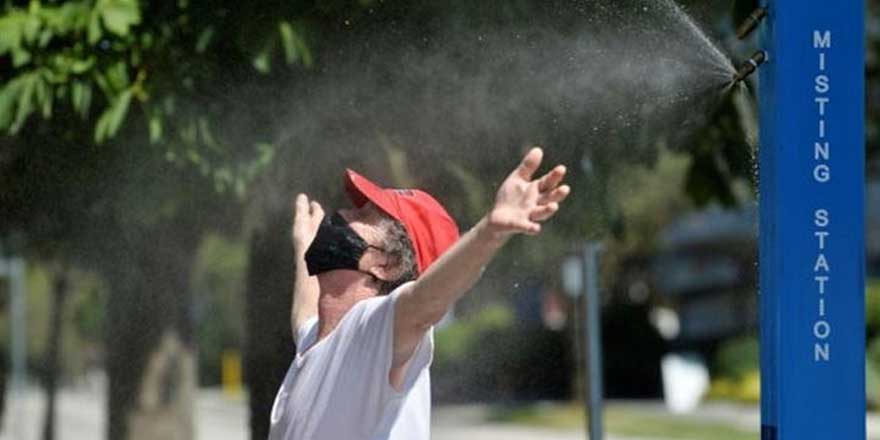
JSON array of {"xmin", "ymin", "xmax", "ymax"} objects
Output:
[
  {"xmin": 736, "ymin": 7, "xmax": 768, "ymax": 40},
  {"xmin": 733, "ymin": 50, "xmax": 768, "ymax": 83}
]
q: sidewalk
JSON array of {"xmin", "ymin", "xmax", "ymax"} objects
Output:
[{"xmin": 4, "ymin": 385, "xmax": 880, "ymax": 440}]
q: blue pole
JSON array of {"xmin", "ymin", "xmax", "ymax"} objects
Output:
[{"xmin": 758, "ymin": 1, "xmax": 865, "ymax": 439}]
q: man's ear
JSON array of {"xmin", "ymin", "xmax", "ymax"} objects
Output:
[{"xmin": 366, "ymin": 254, "xmax": 402, "ymax": 282}]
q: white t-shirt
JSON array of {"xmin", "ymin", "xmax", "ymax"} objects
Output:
[{"xmin": 267, "ymin": 283, "xmax": 433, "ymax": 440}]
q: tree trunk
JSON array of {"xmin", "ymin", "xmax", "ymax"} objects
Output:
[
  {"xmin": 105, "ymin": 229, "xmax": 198, "ymax": 440},
  {"xmin": 41, "ymin": 267, "xmax": 69, "ymax": 440},
  {"xmin": 244, "ymin": 215, "xmax": 295, "ymax": 440}
]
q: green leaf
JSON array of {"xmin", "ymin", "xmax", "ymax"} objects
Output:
[
  {"xmin": 105, "ymin": 61, "xmax": 130, "ymax": 92},
  {"xmin": 278, "ymin": 21, "xmax": 296, "ymax": 64},
  {"xmin": 98, "ymin": 0, "xmax": 142, "ymax": 36},
  {"xmin": 195, "ymin": 26, "xmax": 214, "ymax": 53},
  {"xmin": 22, "ymin": 13, "xmax": 41, "ymax": 44},
  {"xmin": 69, "ymin": 82, "xmax": 80, "ymax": 108},
  {"xmin": 0, "ymin": 78, "xmax": 24, "ymax": 130},
  {"xmin": 71, "ymin": 81, "xmax": 93, "ymax": 118},
  {"xmin": 278, "ymin": 22, "xmax": 313, "ymax": 67},
  {"xmin": 94, "ymin": 88, "xmax": 132, "ymax": 143},
  {"xmin": 34, "ymin": 72, "xmax": 53, "ymax": 118},
  {"xmin": 70, "ymin": 56, "xmax": 96, "ymax": 74},
  {"xmin": 254, "ymin": 142, "xmax": 275, "ymax": 168},
  {"xmin": 39, "ymin": 3, "xmax": 87, "ymax": 35},
  {"xmin": 0, "ymin": 13, "xmax": 24, "ymax": 56},
  {"xmin": 148, "ymin": 113, "xmax": 163, "ymax": 143},
  {"xmin": 294, "ymin": 32, "xmax": 312, "ymax": 67},
  {"xmin": 38, "ymin": 28, "xmax": 53, "ymax": 47},
  {"xmin": 87, "ymin": 9, "xmax": 102, "ymax": 44},
  {"xmin": 252, "ymin": 50, "xmax": 271, "ymax": 74},
  {"xmin": 10, "ymin": 73, "xmax": 38, "ymax": 133},
  {"xmin": 11, "ymin": 47, "xmax": 31, "ymax": 67}
]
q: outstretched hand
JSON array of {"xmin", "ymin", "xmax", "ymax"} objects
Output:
[
  {"xmin": 292, "ymin": 193, "xmax": 325, "ymax": 257},
  {"xmin": 487, "ymin": 147, "xmax": 570, "ymax": 237}
]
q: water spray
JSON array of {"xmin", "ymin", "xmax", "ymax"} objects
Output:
[
  {"xmin": 732, "ymin": 50, "xmax": 768, "ymax": 83},
  {"xmin": 735, "ymin": 7, "xmax": 767, "ymax": 40}
]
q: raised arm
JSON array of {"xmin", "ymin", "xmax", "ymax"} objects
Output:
[
  {"xmin": 390, "ymin": 147, "xmax": 570, "ymax": 387},
  {"xmin": 290, "ymin": 194, "xmax": 324, "ymax": 343}
]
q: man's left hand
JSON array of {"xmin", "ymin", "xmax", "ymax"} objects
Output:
[{"xmin": 487, "ymin": 147, "xmax": 570, "ymax": 237}]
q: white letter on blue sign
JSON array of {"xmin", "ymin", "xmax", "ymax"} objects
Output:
[
  {"xmin": 815, "ymin": 142, "xmax": 830, "ymax": 160},
  {"xmin": 814, "ymin": 164, "xmax": 830, "ymax": 182},
  {"xmin": 815, "ymin": 77, "xmax": 830, "ymax": 94},
  {"xmin": 815, "ymin": 343, "xmax": 830, "ymax": 362},
  {"xmin": 813, "ymin": 30, "xmax": 831, "ymax": 49},
  {"xmin": 814, "ymin": 209, "xmax": 830, "ymax": 227}
]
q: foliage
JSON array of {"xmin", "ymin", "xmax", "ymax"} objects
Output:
[
  {"xmin": 708, "ymin": 371, "xmax": 760, "ymax": 403},
  {"xmin": 0, "ymin": 0, "xmax": 317, "ymax": 194},
  {"xmin": 433, "ymin": 304, "xmax": 570, "ymax": 402},
  {"xmin": 608, "ymin": 148, "xmax": 695, "ymax": 252},
  {"xmin": 708, "ymin": 334, "xmax": 760, "ymax": 403},
  {"xmin": 864, "ymin": 278, "xmax": 880, "ymax": 408},
  {"xmin": 866, "ymin": 0, "xmax": 880, "ymax": 172},
  {"xmin": 865, "ymin": 278, "xmax": 880, "ymax": 336},
  {"xmin": 190, "ymin": 233, "xmax": 247, "ymax": 386},
  {"xmin": 713, "ymin": 335, "xmax": 759, "ymax": 380},
  {"xmin": 0, "ymin": 264, "xmax": 106, "ymax": 380},
  {"xmin": 434, "ymin": 305, "xmax": 513, "ymax": 367}
]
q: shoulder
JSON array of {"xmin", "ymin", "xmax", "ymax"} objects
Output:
[
  {"xmin": 350, "ymin": 281, "xmax": 417, "ymax": 323},
  {"xmin": 295, "ymin": 316, "xmax": 319, "ymax": 352}
]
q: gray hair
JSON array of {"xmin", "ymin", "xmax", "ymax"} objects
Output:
[{"xmin": 375, "ymin": 215, "xmax": 418, "ymax": 296}]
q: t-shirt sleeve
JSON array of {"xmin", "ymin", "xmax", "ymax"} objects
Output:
[
  {"xmin": 338, "ymin": 282, "xmax": 433, "ymax": 403},
  {"xmin": 295, "ymin": 315, "xmax": 318, "ymax": 355}
]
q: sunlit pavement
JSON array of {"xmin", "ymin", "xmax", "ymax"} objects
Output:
[
  {"xmin": 431, "ymin": 404, "xmax": 596, "ymax": 440},
  {"xmin": 4, "ymin": 385, "xmax": 880, "ymax": 440},
  {"xmin": 0, "ymin": 385, "xmax": 248, "ymax": 440}
]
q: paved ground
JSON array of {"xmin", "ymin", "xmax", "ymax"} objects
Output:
[
  {"xmin": 430, "ymin": 404, "xmax": 632, "ymax": 440},
  {"xmin": 1, "ymin": 385, "xmax": 878, "ymax": 440}
]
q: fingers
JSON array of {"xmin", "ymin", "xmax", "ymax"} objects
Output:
[
  {"xmin": 309, "ymin": 200, "xmax": 324, "ymax": 221},
  {"xmin": 294, "ymin": 194, "xmax": 308, "ymax": 219},
  {"xmin": 515, "ymin": 220, "xmax": 542, "ymax": 236},
  {"xmin": 539, "ymin": 184, "xmax": 571, "ymax": 205},
  {"xmin": 309, "ymin": 200, "xmax": 324, "ymax": 215},
  {"xmin": 538, "ymin": 165, "xmax": 567, "ymax": 192},
  {"xmin": 507, "ymin": 217, "xmax": 541, "ymax": 235},
  {"xmin": 530, "ymin": 202, "xmax": 559, "ymax": 222},
  {"xmin": 515, "ymin": 147, "xmax": 544, "ymax": 180},
  {"xmin": 294, "ymin": 194, "xmax": 324, "ymax": 222},
  {"xmin": 523, "ymin": 222, "xmax": 541, "ymax": 236},
  {"xmin": 488, "ymin": 210, "xmax": 541, "ymax": 236}
]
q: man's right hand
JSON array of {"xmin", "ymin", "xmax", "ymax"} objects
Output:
[
  {"xmin": 292, "ymin": 193, "xmax": 324, "ymax": 257},
  {"xmin": 291, "ymin": 193, "xmax": 323, "ymax": 340}
]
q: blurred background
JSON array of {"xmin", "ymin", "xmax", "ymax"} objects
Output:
[{"xmin": 0, "ymin": 0, "xmax": 877, "ymax": 439}]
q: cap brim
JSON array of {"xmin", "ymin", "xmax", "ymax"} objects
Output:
[{"xmin": 344, "ymin": 169, "xmax": 402, "ymax": 221}]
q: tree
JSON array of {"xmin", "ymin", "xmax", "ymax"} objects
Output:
[{"xmin": 0, "ymin": 1, "xmax": 365, "ymax": 437}]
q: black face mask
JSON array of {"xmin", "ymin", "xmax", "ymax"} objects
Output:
[{"xmin": 305, "ymin": 212, "xmax": 376, "ymax": 277}]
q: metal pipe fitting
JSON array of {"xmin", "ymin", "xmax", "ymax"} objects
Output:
[
  {"xmin": 733, "ymin": 50, "xmax": 768, "ymax": 83},
  {"xmin": 736, "ymin": 7, "xmax": 768, "ymax": 40}
]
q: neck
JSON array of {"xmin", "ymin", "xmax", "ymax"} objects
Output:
[{"xmin": 316, "ymin": 271, "xmax": 377, "ymax": 341}]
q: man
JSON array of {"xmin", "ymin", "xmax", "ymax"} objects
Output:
[{"xmin": 268, "ymin": 147, "xmax": 570, "ymax": 440}]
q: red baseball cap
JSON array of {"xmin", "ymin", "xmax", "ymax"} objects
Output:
[{"xmin": 344, "ymin": 169, "xmax": 460, "ymax": 274}]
